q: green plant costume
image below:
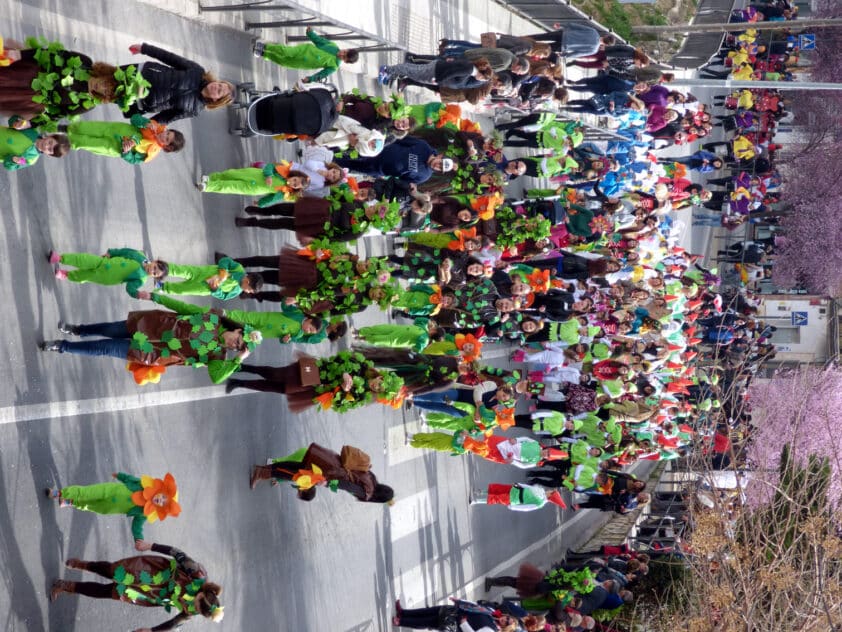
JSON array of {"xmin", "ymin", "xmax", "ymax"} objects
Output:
[
  {"xmin": 158, "ymin": 257, "xmax": 246, "ymax": 300},
  {"xmin": 65, "ymin": 115, "xmax": 161, "ymax": 164},
  {"xmin": 0, "ymin": 117, "xmax": 40, "ymax": 170}
]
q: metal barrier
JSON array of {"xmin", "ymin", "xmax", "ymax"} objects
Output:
[{"xmin": 198, "ymin": 0, "xmax": 407, "ymax": 53}]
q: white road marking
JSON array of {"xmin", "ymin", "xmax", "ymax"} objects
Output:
[{"xmin": 0, "ymin": 386, "xmax": 241, "ymax": 425}]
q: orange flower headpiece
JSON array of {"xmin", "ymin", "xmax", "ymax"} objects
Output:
[
  {"xmin": 471, "ymin": 192, "xmax": 504, "ymax": 221},
  {"xmin": 526, "ymin": 268, "xmax": 552, "ymax": 294},
  {"xmin": 454, "ymin": 333, "xmax": 483, "ymax": 362},
  {"xmin": 131, "ymin": 473, "xmax": 181, "ymax": 523},
  {"xmin": 126, "ymin": 362, "xmax": 165, "ymax": 385},
  {"xmin": 447, "ymin": 228, "xmax": 479, "ymax": 251},
  {"xmin": 292, "ymin": 464, "xmax": 326, "ymax": 490},
  {"xmin": 494, "ymin": 406, "xmax": 516, "ymax": 431},
  {"xmin": 296, "ymin": 245, "xmax": 333, "ymax": 262}
]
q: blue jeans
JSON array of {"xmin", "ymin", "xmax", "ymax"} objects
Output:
[
  {"xmin": 60, "ymin": 321, "xmax": 132, "ymax": 359},
  {"xmin": 412, "ymin": 388, "xmax": 468, "ymax": 416}
]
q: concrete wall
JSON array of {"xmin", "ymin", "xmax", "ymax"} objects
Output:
[{"xmin": 758, "ymin": 295, "xmax": 831, "ymax": 363}]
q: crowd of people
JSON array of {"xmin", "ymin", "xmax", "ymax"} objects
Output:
[{"xmin": 0, "ymin": 5, "xmax": 796, "ymax": 629}]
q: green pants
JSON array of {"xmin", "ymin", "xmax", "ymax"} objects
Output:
[
  {"xmin": 410, "ymin": 432, "xmax": 456, "ymax": 452},
  {"xmin": 60, "ymin": 481, "xmax": 135, "ymax": 515},
  {"xmin": 60, "ymin": 253, "xmax": 141, "ymax": 285},
  {"xmin": 205, "ymin": 168, "xmax": 277, "ymax": 196}
]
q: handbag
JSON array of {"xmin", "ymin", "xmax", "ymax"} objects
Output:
[{"xmin": 299, "ymin": 357, "xmax": 321, "ymax": 387}]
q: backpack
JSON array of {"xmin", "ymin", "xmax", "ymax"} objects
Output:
[{"xmin": 340, "ymin": 445, "xmax": 372, "ymax": 472}]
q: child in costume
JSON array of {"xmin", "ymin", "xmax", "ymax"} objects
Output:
[
  {"xmin": 45, "ymin": 472, "xmax": 180, "ymax": 542},
  {"xmin": 249, "ymin": 442, "xmax": 394, "ymax": 503},
  {"xmin": 253, "ymin": 27, "xmax": 359, "ymax": 84},
  {"xmin": 0, "ymin": 116, "xmax": 70, "ymax": 170},
  {"xmin": 151, "ymin": 293, "xmax": 329, "ymax": 344},
  {"xmin": 153, "ymin": 256, "xmax": 261, "ymax": 301},
  {"xmin": 235, "ymin": 189, "xmax": 401, "ymax": 241},
  {"xmin": 39, "ymin": 305, "xmax": 263, "ymax": 384},
  {"xmin": 469, "ymin": 483, "xmax": 567, "ymax": 511},
  {"xmin": 50, "ymin": 541, "xmax": 224, "ymax": 628},
  {"xmin": 59, "ymin": 114, "xmax": 184, "ymax": 163},
  {"xmin": 198, "ymin": 162, "xmax": 310, "ymax": 207},
  {"xmin": 49, "ymin": 248, "xmax": 167, "ymax": 298},
  {"xmin": 225, "ymin": 350, "xmax": 405, "ymax": 414}
]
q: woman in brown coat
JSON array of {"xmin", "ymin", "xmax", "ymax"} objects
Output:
[
  {"xmin": 250, "ymin": 443, "xmax": 395, "ymax": 503},
  {"xmin": 51, "ymin": 541, "xmax": 223, "ymax": 630}
]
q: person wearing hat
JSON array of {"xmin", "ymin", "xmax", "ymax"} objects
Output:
[
  {"xmin": 335, "ymin": 136, "xmax": 454, "ymax": 184},
  {"xmin": 470, "ymin": 482, "xmax": 567, "ymax": 510}
]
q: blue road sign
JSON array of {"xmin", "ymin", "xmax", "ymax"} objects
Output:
[
  {"xmin": 791, "ymin": 311, "xmax": 808, "ymax": 327},
  {"xmin": 799, "ymin": 34, "xmax": 816, "ymax": 51}
]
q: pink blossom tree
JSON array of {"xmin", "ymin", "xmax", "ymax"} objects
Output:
[
  {"xmin": 746, "ymin": 365, "xmax": 842, "ymax": 506},
  {"xmin": 771, "ymin": 3, "xmax": 842, "ymax": 292}
]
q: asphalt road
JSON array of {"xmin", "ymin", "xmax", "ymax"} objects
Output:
[{"xmin": 0, "ymin": 2, "xmax": 605, "ymax": 631}]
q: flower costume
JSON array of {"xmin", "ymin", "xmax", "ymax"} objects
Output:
[
  {"xmin": 65, "ymin": 115, "xmax": 172, "ymax": 163},
  {"xmin": 203, "ymin": 160, "xmax": 299, "ymax": 207},
  {"xmin": 57, "ymin": 472, "xmax": 180, "ymax": 540}
]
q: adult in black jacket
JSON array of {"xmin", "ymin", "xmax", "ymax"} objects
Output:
[{"xmin": 125, "ymin": 42, "xmax": 234, "ymax": 124}]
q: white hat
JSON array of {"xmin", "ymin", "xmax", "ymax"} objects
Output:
[{"xmin": 440, "ymin": 157, "xmax": 455, "ymax": 172}]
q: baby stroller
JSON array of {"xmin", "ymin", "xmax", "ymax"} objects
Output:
[{"xmin": 230, "ymin": 82, "xmax": 339, "ymax": 138}]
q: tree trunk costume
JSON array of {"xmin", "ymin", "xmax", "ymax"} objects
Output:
[
  {"xmin": 234, "ymin": 245, "xmax": 397, "ymax": 314},
  {"xmin": 486, "ymin": 563, "xmax": 596, "ymax": 602},
  {"xmin": 66, "ymin": 115, "xmax": 170, "ymax": 163},
  {"xmin": 56, "ymin": 304, "xmax": 261, "ymax": 384},
  {"xmin": 55, "ymin": 543, "xmax": 218, "ymax": 631},
  {"xmin": 203, "ymin": 161, "xmax": 298, "ymax": 207},
  {"xmin": 57, "ymin": 248, "xmax": 152, "ymax": 298},
  {"xmin": 226, "ymin": 350, "xmax": 404, "ymax": 414},
  {"xmin": 251, "ymin": 443, "xmax": 387, "ymax": 502},
  {"xmin": 58, "ymin": 472, "xmax": 180, "ymax": 541},
  {"xmin": 238, "ymin": 188, "xmax": 400, "ymax": 240}
]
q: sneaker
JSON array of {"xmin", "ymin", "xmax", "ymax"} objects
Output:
[
  {"xmin": 396, "ymin": 78, "xmax": 408, "ymax": 93},
  {"xmin": 234, "ymin": 217, "xmax": 250, "ymax": 228},
  {"xmin": 57, "ymin": 320, "xmax": 79, "ymax": 336},
  {"xmin": 44, "ymin": 487, "xmax": 59, "ymax": 498},
  {"xmin": 377, "ymin": 65, "xmax": 391, "ymax": 86},
  {"xmin": 195, "ymin": 174, "xmax": 209, "ymax": 191},
  {"xmin": 54, "ymin": 269, "xmax": 68, "ymax": 280},
  {"xmin": 58, "ymin": 497, "xmax": 73, "ymax": 508},
  {"xmin": 47, "ymin": 250, "xmax": 61, "ymax": 265},
  {"xmin": 65, "ymin": 558, "xmax": 84, "ymax": 569},
  {"xmin": 38, "ymin": 340, "xmax": 63, "ymax": 353},
  {"xmin": 484, "ymin": 577, "xmax": 493, "ymax": 592},
  {"xmin": 252, "ymin": 40, "xmax": 265, "ymax": 58}
]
